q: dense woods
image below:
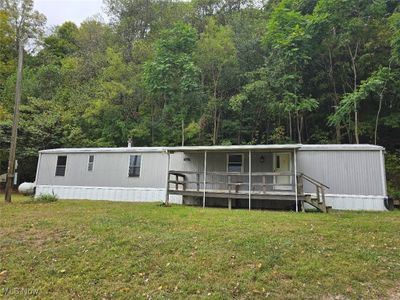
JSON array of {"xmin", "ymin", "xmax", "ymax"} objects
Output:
[{"xmin": 0, "ymin": 0, "xmax": 399, "ymax": 196}]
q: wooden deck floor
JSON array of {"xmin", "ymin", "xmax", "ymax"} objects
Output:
[{"xmin": 169, "ymin": 189, "xmax": 304, "ymax": 201}]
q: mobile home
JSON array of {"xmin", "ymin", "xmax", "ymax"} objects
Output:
[{"xmin": 35, "ymin": 144, "xmax": 388, "ymax": 211}]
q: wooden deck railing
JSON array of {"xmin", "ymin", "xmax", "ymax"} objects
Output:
[
  {"xmin": 168, "ymin": 170, "xmax": 330, "ymax": 212},
  {"xmin": 168, "ymin": 170, "xmax": 296, "ymax": 194}
]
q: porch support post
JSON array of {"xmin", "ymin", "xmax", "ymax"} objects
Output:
[
  {"xmin": 294, "ymin": 149, "xmax": 298, "ymax": 212},
  {"xmin": 165, "ymin": 151, "xmax": 170, "ymax": 205},
  {"xmin": 248, "ymin": 150, "xmax": 252, "ymax": 211},
  {"xmin": 203, "ymin": 151, "xmax": 207, "ymax": 208}
]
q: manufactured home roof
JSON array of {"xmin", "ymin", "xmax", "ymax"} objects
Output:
[
  {"xmin": 39, "ymin": 144, "xmax": 302, "ymax": 154},
  {"xmin": 299, "ymin": 144, "xmax": 384, "ymax": 151},
  {"xmin": 39, "ymin": 147, "xmax": 167, "ymax": 154},
  {"xmin": 39, "ymin": 144, "xmax": 384, "ymax": 154},
  {"xmin": 167, "ymin": 144, "xmax": 303, "ymax": 152}
]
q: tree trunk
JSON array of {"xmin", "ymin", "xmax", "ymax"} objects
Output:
[
  {"xmin": 238, "ymin": 109, "xmax": 242, "ymax": 144},
  {"xmin": 216, "ymin": 109, "xmax": 221, "ymax": 144},
  {"xmin": 374, "ymin": 93, "xmax": 383, "ymax": 145},
  {"xmin": 296, "ymin": 112, "xmax": 302, "ymax": 143},
  {"xmin": 5, "ymin": 41, "xmax": 24, "ymax": 203},
  {"xmin": 328, "ymin": 47, "xmax": 341, "ymax": 143},
  {"xmin": 212, "ymin": 103, "xmax": 217, "ymax": 145},
  {"xmin": 181, "ymin": 118, "xmax": 185, "ymax": 146},
  {"xmin": 348, "ymin": 43, "xmax": 359, "ymax": 144},
  {"xmin": 212, "ymin": 74, "xmax": 219, "ymax": 145}
]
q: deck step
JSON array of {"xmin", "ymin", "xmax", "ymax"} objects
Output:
[{"xmin": 303, "ymin": 196, "xmax": 328, "ymax": 213}]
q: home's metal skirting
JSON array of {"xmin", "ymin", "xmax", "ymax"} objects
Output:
[{"xmin": 36, "ymin": 185, "xmax": 183, "ymax": 204}]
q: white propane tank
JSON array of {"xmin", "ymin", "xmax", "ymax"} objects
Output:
[{"xmin": 18, "ymin": 182, "xmax": 36, "ymax": 195}]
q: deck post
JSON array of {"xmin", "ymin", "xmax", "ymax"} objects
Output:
[
  {"xmin": 165, "ymin": 151, "xmax": 170, "ymax": 205},
  {"xmin": 249, "ymin": 150, "xmax": 252, "ymax": 211},
  {"xmin": 203, "ymin": 151, "xmax": 207, "ymax": 208},
  {"xmin": 228, "ymin": 175, "xmax": 232, "ymax": 210},
  {"xmin": 294, "ymin": 149, "xmax": 298, "ymax": 212},
  {"xmin": 262, "ymin": 175, "xmax": 266, "ymax": 194}
]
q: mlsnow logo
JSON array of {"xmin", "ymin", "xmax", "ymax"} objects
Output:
[{"xmin": 2, "ymin": 287, "xmax": 39, "ymax": 296}]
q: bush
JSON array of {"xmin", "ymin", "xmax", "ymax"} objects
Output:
[
  {"xmin": 386, "ymin": 151, "xmax": 400, "ymax": 199},
  {"xmin": 35, "ymin": 193, "xmax": 59, "ymax": 203}
]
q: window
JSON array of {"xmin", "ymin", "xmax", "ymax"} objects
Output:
[
  {"xmin": 55, "ymin": 156, "xmax": 67, "ymax": 176},
  {"xmin": 128, "ymin": 155, "xmax": 141, "ymax": 177},
  {"xmin": 88, "ymin": 155, "xmax": 94, "ymax": 171},
  {"xmin": 227, "ymin": 154, "xmax": 243, "ymax": 173}
]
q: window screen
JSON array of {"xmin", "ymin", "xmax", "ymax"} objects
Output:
[
  {"xmin": 128, "ymin": 155, "xmax": 141, "ymax": 177},
  {"xmin": 55, "ymin": 156, "xmax": 67, "ymax": 176},
  {"xmin": 88, "ymin": 155, "xmax": 94, "ymax": 171},
  {"xmin": 228, "ymin": 154, "xmax": 243, "ymax": 173}
]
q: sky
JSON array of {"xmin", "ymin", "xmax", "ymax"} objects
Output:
[{"xmin": 34, "ymin": 0, "xmax": 106, "ymax": 28}]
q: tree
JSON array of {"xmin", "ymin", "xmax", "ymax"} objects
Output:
[
  {"xmin": 195, "ymin": 18, "xmax": 237, "ymax": 144},
  {"xmin": 390, "ymin": 13, "xmax": 400, "ymax": 64},
  {"xmin": 0, "ymin": 0, "xmax": 398, "ymax": 197},
  {"xmin": 144, "ymin": 22, "xmax": 200, "ymax": 146},
  {"xmin": 0, "ymin": 0, "xmax": 45, "ymax": 202},
  {"xmin": 0, "ymin": 10, "xmax": 15, "ymax": 91},
  {"xmin": 39, "ymin": 21, "xmax": 79, "ymax": 61},
  {"xmin": 328, "ymin": 67, "xmax": 393, "ymax": 144},
  {"xmin": 231, "ymin": 0, "xmax": 319, "ymax": 143},
  {"xmin": 313, "ymin": 0, "xmax": 390, "ymax": 143}
]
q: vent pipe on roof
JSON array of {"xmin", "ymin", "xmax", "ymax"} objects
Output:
[{"xmin": 128, "ymin": 138, "xmax": 132, "ymax": 148}]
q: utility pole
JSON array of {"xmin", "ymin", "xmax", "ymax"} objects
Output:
[{"xmin": 4, "ymin": 41, "xmax": 24, "ymax": 203}]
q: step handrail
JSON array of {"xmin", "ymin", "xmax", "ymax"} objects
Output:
[
  {"xmin": 297, "ymin": 173, "xmax": 329, "ymax": 212},
  {"xmin": 298, "ymin": 173, "xmax": 329, "ymax": 189}
]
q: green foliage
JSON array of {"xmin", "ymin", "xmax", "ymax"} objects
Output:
[
  {"xmin": 389, "ymin": 12, "xmax": 400, "ymax": 64},
  {"xmin": 0, "ymin": 0, "xmax": 46, "ymax": 44},
  {"xmin": 329, "ymin": 67, "xmax": 392, "ymax": 127},
  {"xmin": 268, "ymin": 126, "xmax": 292, "ymax": 144},
  {"xmin": 195, "ymin": 18, "xmax": 238, "ymax": 144},
  {"xmin": 34, "ymin": 192, "xmax": 58, "ymax": 203},
  {"xmin": 40, "ymin": 21, "xmax": 79, "ymax": 60},
  {"xmin": 386, "ymin": 151, "xmax": 400, "ymax": 199},
  {"xmin": 0, "ymin": 11, "xmax": 15, "ymax": 87},
  {"xmin": 0, "ymin": 0, "xmax": 400, "ymax": 183},
  {"xmin": 144, "ymin": 22, "xmax": 199, "ymax": 97},
  {"xmin": 144, "ymin": 22, "xmax": 200, "ymax": 145}
]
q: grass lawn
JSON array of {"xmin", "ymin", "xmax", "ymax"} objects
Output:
[{"xmin": 1, "ymin": 194, "xmax": 399, "ymax": 299}]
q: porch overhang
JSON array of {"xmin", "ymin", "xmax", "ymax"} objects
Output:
[{"xmin": 165, "ymin": 144, "xmax": 302, "ymax": 153}]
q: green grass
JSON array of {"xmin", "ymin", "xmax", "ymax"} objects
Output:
[{"xmin": 1, "ymin": 194, "xmax": 399, "ymax": 299}]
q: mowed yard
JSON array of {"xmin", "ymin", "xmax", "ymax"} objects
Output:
[{"xmin": 1, "ymin": 195, "xmax": 399, "ymax": 299}]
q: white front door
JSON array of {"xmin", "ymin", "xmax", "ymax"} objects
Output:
[{"xmin": 273, "ymin": 153, "xmax": 292, "ymax": 190}]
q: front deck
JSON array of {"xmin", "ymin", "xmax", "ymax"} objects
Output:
[{"xmin": 167, "ymin": 171, "xmax": 330, "ymax": 212}]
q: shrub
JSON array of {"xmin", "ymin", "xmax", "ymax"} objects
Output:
[
  {"xmin": 35, "ymin": 193, "xmax": 59, "ymax": 203},
  {"xmin": 386, "ymin": 151, "xmax": 400, "ymax": 199}
]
